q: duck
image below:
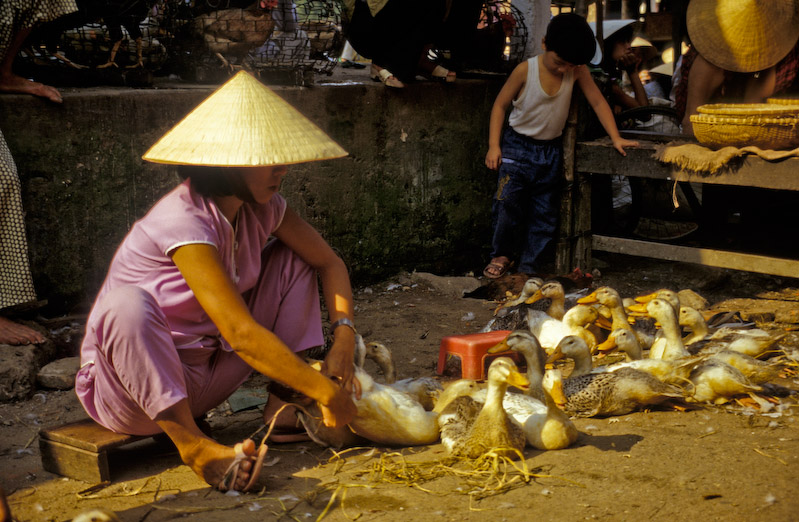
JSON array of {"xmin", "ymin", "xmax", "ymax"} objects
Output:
[
  {"xmin": 438, "ymin": 357, "xmax": 529, "ymax": 459},
  {"xmin": 299, "ymin": 335, "xmax": 439, "ymax": 447},
  {"xmin": 677, "ymin": 306, "xmax": 786, "ymax": 358},
  {"xmin": 526, "ymin": 280, "xmax": 567, "ymax": 320},
  {"xmin": 364, "ymin": 340, "xmax": 442, "ymax": 410},
  {"xmin": 486, "ymin": 330, "xmax": 578, "ymax": 449},
  {"xmin": 708, "ymin": 350, "xmax": 784, "ymax": 385},
  {"xmin": 578, "ymin": 286, "xmax": 653, "ymax": 349},
  {"xmin": 547, "ymin": 336, "xmax": 684, "ymax": 417},
  {"xmin": 644, "ymin": 298, "xmax": 691, "ymax": 360},
  {"xmin": 593, "ymin": 328, "xmax": 699, "ymax": 385},
  {"xmin": 686, "ymin": 358, "xmax": 763, "ymax": 404},
  {"xmin": 527, "ymin": 303, "xmax": 600, "ymax": 352},
  {"xmin": 481, "ymin": 277, "xmax": 544, "ymax": 332}
]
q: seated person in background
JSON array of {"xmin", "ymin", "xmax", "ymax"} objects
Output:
[
  {"xmin": 482, "ymin": 13, "xmax": 637, "ymax": 279},
  {"xmin": 589, "ymin": 20, "xmax": 649, "ymax": 114},
  {"xmin": 343, "ymin": 0, "xmax": 455, "ymax": 89},
  {"xmin": 675, "ymin": 0, "xmax": 799, "ymax": 135}
]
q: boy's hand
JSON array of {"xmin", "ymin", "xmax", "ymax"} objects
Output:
[
  {"xmin": 612, "ymin": 137, "xmax": 639, "ymax": 156},
  {"xmin": 485, "ymin": 146, "xmax": 502, "ymax": 170}
]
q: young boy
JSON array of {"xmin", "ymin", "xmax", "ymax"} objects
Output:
[{"xmin": 483, "ymin": 13, "xmax": 637, "ymax": 279}]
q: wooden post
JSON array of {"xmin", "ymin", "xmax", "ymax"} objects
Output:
[{"xmin": 555, "ymin": 91, "xmax": 580, "ymax": 273}]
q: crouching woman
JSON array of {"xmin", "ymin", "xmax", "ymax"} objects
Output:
[{"xmin": 75, "ymin": 72, "xmax": 357, "ymax": 492}]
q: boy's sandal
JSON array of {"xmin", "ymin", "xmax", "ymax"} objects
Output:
[
  {"xmin": 370, "ymin": 65, "xmax": 404, "ymax": 89},
  {"xmin": 483, "ymin": 260, "xmax": 511, "ymax": 279}
]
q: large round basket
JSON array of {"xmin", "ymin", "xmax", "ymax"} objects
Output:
[
  {"xmin": 768, "ymin": 97, "xmax": 799, "ymax": 106},
  {"xmin": 691, "ymin": 103, "xmax": 799, "ymax": 149}
]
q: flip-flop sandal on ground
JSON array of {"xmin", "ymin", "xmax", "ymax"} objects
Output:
[
  {"xmin": 263, "ymin": 403, "xmax": 312, "ymax": 443},
  {"xmin": 483, "ymin": 260, "xmax": 511, "ymax": 279}
]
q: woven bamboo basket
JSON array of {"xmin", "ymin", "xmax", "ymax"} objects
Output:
[
  {"xmin": 690, "ymin": 113, "xmax": 799, "ymax": 149},
  {"xmin": 697, "ymin": 103, "xmax": 799, "ymax": 117},
  {"xmin": 768, "ymin": 97, "xmax": 799, "ymax": 106}
]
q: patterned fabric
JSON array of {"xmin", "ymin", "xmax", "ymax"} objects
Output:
[
  {"xmin": 1, "ymin": 0, "xmax": 77, "ymax": 310},
  {"xmin": 0, "ymin": 0, "xmax": 78, "ymax": 63},
  {"xmin": 0, "ymin": 130, "xmax": 36, "ymax": 309}
]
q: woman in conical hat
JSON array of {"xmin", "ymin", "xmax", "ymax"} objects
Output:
[
  {"xmin": 75, "ymin": 71, "xmax": 357, "ymax": 492},
  {"xmin": 675, "ymin": 0, "xmax": 799, "ymax": 134},
  {"xmin": 588, "ymin": 20, "xmax": 650, "ymax": 113}
]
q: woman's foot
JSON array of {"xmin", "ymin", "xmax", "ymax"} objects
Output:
[
  {"xmin": 370, "ymin": 64, "xmax": 404, "ymax": 89},
  {"xmin": 0, "ymin": 72, "xmax": 63, "ymax": 103},
  {"xmin": 262, "ymin": 394, "xmax": 311, "ymax": 443},
  {"xmin": 483, "ymin": 256, "xmax": 511, "ymax": 279},
  {"xmin": 0, "ymin": 316, "xmax": 45, "ymax": 345},
  {"xmin": 181, "ymin": 436, "xmax": 264, "ymax": 492}
]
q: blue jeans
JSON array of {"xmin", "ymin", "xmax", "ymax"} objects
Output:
[{"xmin": 490, "ymin": 127, "xmax": 563, "ymax": 274}]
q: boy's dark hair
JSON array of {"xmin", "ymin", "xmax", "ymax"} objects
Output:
[
  {"xmin": 544, "ymin": 13, "xmax": 596, "ymax": 65},
  {"xmin": 178, "ymin": 165, "xmax": 256, "ymax": 203}
]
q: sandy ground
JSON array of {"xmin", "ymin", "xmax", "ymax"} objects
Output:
[{"xmin": 3, "ymin": 254, "xmax": 799, "ymax": 522}]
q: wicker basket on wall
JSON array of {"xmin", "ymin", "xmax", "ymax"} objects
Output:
[{"xmin": 690, "ymin": 103, "xmax": 799, "ymax": 149}]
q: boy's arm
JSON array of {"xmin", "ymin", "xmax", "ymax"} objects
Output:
[
  {"xmin": 575, "ymin": 66, "xmax": 638, "ymax": 156},
  {"xmin": 486, "ymin": 61, "xmax": 528, "ymax": 170}
]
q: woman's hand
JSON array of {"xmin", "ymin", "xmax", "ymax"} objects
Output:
[
  {"xmin": 618, "ymin": 51, "xmax": 641, "ymax": 73},
  {"xmin": 322, "ymin": 332, "xmax": 362, "ymax": 399},
  {"xmin": 319, "ymin": 381, "xmax": 358, "ymax": 428}
]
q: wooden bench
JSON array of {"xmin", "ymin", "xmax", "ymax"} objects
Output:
[{"xmin": 39, "ymin": 418, "xmax": 146, "ymax": 483}]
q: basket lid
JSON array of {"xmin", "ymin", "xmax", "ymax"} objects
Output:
[{"xmin": 696, "ymin": 103, "xmax": 799, "ymax": 116}]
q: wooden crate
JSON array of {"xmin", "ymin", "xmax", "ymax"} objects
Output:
[{"xmin": 39, "ymin": 418, "xmax": 145, "ymax": 484}]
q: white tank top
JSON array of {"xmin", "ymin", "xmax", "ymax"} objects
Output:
[{"xmin": 508, "ymin": 55, "xmax": 575, "ymax": 140}]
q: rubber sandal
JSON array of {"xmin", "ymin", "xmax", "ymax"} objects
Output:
[
  {"xmin": 370, "ymin": 65, "xmax": 404, "ymax": 89},
  {"xmin": 483, "ymin": 260, "xmax": 511, "ymax": 279},
  {"xmin": 263, "ymin": 402, "xmax": 312, "ymax": 443},
  {"xmin": 422, "ymin": 64, "xmax": 456, "ymax": 83},
  {"xmin": 217, "ymin": 442, "xmax": 253, "ymax": 492}
]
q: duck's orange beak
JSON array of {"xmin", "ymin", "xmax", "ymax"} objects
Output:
[
  {"xmin": 577, "ymin": 291, "xmax": 598, "ymax": 305},
  {"xmin": 487, "ymin": 337, "xmax": 512, "ymax": 354}
]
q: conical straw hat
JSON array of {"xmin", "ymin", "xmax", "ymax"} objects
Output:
[
  {"xmin": 143, "ymin": 71, "xmax": 348, "ymax": 166},
  {"xmin": 587, "ymin": 20, "xmax": 637, "ymax": 65},
  {"xmin": 687, "ymin": 0, "xmax": 799, "ymax": 73}
]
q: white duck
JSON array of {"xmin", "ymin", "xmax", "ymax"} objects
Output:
[
  {"xmin": 527, "ymin": 303, "xmax": 599, "ymax": 352},
  {"xmin": 438, "ymin": 357, "xmax": 529, "ymax": 459},
  {"xmin": 578, "ymin": 286, "xmax": 653, "ymax": 349},
  {"xmin": 364, "ymin": 341, "xmax": 442, "ymax": 410},
  {"xmin": 299, "ymin": 336, "xmax": 440, "ymax": 447},
  {"xmin": 687, "ymin": 359, "xmax": 763, "ymax": 404},
  {"xmin": 486, "ymin": 330, "xmax": 578, "ymax": 450},
  {"xmin": 526, "ymin": 280, "xmax": 567, "ymax": 320},
  {"xmin": 645, "ymin": 298, "xmax": 691, "ymax": 360},
  {"xmin": 678, "ymin": 306, "xmax": 786, "ymax": 358},
  {"xmin": 593, "ymin": 328, "xmax": 699, "ymax": 385}
]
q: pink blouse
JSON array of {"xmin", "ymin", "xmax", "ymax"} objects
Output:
[{"xmin": 91, "ymin": 179, "xmax": 287, "ymax": 350}]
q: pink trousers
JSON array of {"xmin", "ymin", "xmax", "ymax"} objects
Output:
[{"xmin": 76, "ymin": 241, "xmax": 323, "ymax": 436}]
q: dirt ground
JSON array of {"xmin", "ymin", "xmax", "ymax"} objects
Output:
[{"xmin": 4, "ymin": 253, "xmax": 799, "ymax": 522}]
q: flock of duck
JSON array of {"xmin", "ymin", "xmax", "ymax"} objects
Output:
[{"xmin": 299, "ymin": 278, "xmax": 792, "ymax": 461}]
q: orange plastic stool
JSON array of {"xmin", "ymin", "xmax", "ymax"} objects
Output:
[{"xmin": 437, "ymin": 330, "xmax": 521, "ymax": 380}]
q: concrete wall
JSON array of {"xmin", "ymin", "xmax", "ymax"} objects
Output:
[{"xmin": 0, "ymin": 78, "xmax": 504, "ymax": 314}]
